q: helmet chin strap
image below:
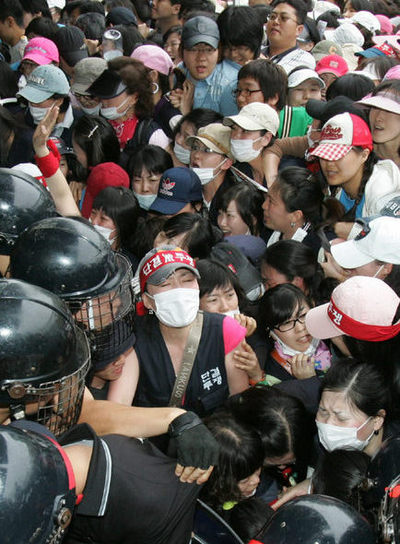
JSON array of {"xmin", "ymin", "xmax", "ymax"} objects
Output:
[{"xmin": 9, "ymin": 402, "xmax": 26, "ymax": 421}]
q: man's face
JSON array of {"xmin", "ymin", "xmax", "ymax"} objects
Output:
[
  {"xmin": 152, "ymin": 0, "xmax": 176, "ymax": 20},
  {"xmin": 266, "ymin": 3, "xmax": 303, "ymax": 49}
]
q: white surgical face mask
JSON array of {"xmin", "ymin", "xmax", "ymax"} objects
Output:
[
  {"xmin": 29, "ymin": 104, "xmax": 51, "ymax": 124},
  {"xmin": 192, "ymin": 158, "xmax": 227, "ymax": 186},
  {"xmin": 134, "ymin": 191, "xmax": 157, "ymax": 211},
  {"xmin": 93, "ymin": 224, "xmax": 115, "ymax": 245},
  {"xmin": 148, "ymin": 287, "xmax": 199, "ymax": 327},
  {"xmin": 174, "ymin": 142, "xmax": 191, "ymax": 164},
  {"xmin": 81, "ymin": 104, "xmax": 101, "ymax": 116},
  {"xmin": 230, "ymin": 137, "xmax": 262, "ymax": 163},
  {"xmin": 316, "ymin": 417, "xmax": 374, "ymax": 452},
  {"xmin": 270, "ymin": 331, "xmax": 318, "ymax": 357},
  {"xmin": 100, "ymin": 95, "xmax": 131, "ymax": 121}
]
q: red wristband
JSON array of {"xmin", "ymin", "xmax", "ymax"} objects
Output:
[{"xmin": 34, "ymin": 139, "xmax": 61, "ymax": 178}]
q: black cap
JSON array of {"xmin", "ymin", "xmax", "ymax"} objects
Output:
[
  {"xmin": 306, "ymin": 96, "xmax": 367, "ymax": 124},
  {"xmin": 105, "ymin": 7, "xmax": 137, "ymax": 26},
  {"xmin": 49, "ymin": 136, "xmax": 75, "ymax": 156},
  {"xmin": 54, "ymin": 26, "xmax": 88, "ymax": 67},
  {"xmin": 87, "ymin": 68, "xmax": 127, "ymax": 99}
]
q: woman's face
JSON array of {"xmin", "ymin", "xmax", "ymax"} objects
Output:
[
  {"xmin": 132, "ymin": 166, "xmax": 161, "ymax": 195},
  {"xmin": 183, "ymin": 43, "xmax": 219, "ymax": 81},
  {"xmin": 59, "ymin": 155, "xmax": 69, "ymax": 178},
  {"xmin": 175, "ymin": 120, "xmax": 196, "ymax": 150},
  {"xmin": 200, "ymin": 283, "xmax": 239, "ymax": 314},
  {"xmin": 100, "ymin": 90, "xmax": 136, "ymax": 118},
  {"xmin": 217, "ymin": 199, "xmax": 250, "ymax": 237},
  {"xmin": 262, "ymin": 184, "xmax": 292, "ymax": 234},
  {"xmin": 273, "ymin": 302, "xmax": 312, "ymax": 352},
  {"xmin": 316, "ymin": 390, "xmax": 376, "ymax": 441},
  {"xmin": 369, "ymin": 107, "xmax": 400, "ymax": 145},
  {"xmin": 224, "ymin": 45, "xmax": 254, "ymax": 66},
  {"xmin": 164, "ymin": 32, "xmax": 181, "ymax": 64},
  {"xmin": 235, "ymin": 76, "xmax": 265, "ymax": 110},
  {"xmin": 261, "ymin": 263, "xmax": 290, "ymax": 290},
  {"xmin": 72, "ymin": 138, "xmax": 88, "ymax": 169},
  {"xmin": 288, "ymin": 79, "xmax": 322, "ymax": 107},
  {"xmin": 238, "ymin": 468, "xmax": 262, "ymax": 498},
  {"xmin": 319, "ymin": 148, "xmax": 368, "ymax": 189},
  {"xmin": 343, "ymin": 1, "xmax": 357, "ymax": 17}
]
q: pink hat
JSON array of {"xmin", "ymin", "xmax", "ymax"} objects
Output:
[
  {"xmin": 130, "ymin": 44, "xmax": 173, "ymax": 76},
  {"xmin": 384, "ymin": 65, "xmax": 400, "ymax": 81},
  {"xmin": 305, "ymin": 276, "xmax": 400, "ymax": 342},
  {"xmin": 310, "ymin": 113, "xmax": 373, "ymax": 161},
  {"xmin": 81, "ymin": 162, "xmax": 130, "ymax": 218},
  {"xmin": 358, "ymin": 90, "xmax": 400, "ymax": 115},
  {"xmin": 22, "ymin": 37, "xmax": 59, "ymax": 65},
  {"xmin": 315, "ymin": 54, "xmax": 348, "ymax": 77},
  {"xmin": 375, "ymin": 15, "xmax": 393, "ymax": 35}
]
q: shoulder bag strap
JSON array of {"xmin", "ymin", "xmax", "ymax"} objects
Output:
[{"xmin": 169, "ymin": 311, "xmax": 204, "ymax": 407}]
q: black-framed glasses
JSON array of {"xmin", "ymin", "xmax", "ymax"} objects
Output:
[
  {"xmin": 232, "ymin": 87, "xmax": 262, "ymax": 99},
  {"xmin": 267, "ymin": 11, "xmax": 299, "ymax": 24},
  {"xmin": 275, "ymin": 311, "xmax": 307, "ymax": 332}
]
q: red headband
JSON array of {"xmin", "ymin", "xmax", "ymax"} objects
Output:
[
  {"xmin": 327, "ymin": 299, "xmax": 400, "ymax": 342},
  {"xmin": 139, "ymin": 249, "xmax": 196, "ymax": 293}
]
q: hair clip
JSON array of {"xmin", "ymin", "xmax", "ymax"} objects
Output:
[{"xmin": 87, "ymin": 125, "xmax": 99, "ymax": 139}]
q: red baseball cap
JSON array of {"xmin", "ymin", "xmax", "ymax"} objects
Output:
[
  {"xmin": 315, "ymin": 54, "xmax": 349, "ymax": 77},
  {"xmin": 81, "ymin": 162, "xmax": 129, "ymax": 218},
  {"xmin": 309, "ymin": 112, "xmax": 373, "ymax": 161}
]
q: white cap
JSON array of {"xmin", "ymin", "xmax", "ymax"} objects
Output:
[
  {"xmin": 11, "ymin": 163, "xmax": 46, "ymax": 184},
  {"xmin": 288, "ymin": 68, "xmax": 325, "ymax": 88},
  {"xmin": 223, "ymin": 102, "xmax": 280, "ymax": 136},
  {"xmin": 325, "ymin": 23, "xmax": 364, "ymax": 47},
  {"xmin": 331, "ymin": 216, "xmax": 400, "ymax": 268},
  {"xmin": 310, "ymin": 1, "xmax": 340, "ymax": 20},
  {"xmin": 47, "ymin": 0, "xmax": 66, "ymax": 9},
  {"xmin": 350, "ymin": 11, "xmax": 380, "ymax": 34}
]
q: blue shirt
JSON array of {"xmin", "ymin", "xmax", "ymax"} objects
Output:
[{"xmin": 339, "ymin": 190, "xmax": 365, "ymax": 218}]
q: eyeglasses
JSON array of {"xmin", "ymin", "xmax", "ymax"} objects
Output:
[
  {"xmin": 73, "ymin": 92, "xmax": 98, "ymax": 104},
  {"xmin": 267, "ymin": 12, "xmax": 299, "ymax": 24},
  {"xmin": 190, "ymin": 142, "xmax": 218, "ymax": 154},
  {"xmin": 232, "ymin": 87, "xmax": 263, "ymax": 99},
  {"xmin": 275, "ymin": 311, "xmax": 307, "ymax": 332}
]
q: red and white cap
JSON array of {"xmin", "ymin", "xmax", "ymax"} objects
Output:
[
  {"xmin": 305, "ymin": 276, "xmax": 400, "ymax": 342},
  {"xmin": 309, "ymin": 112, "xmax": 373, "ymax": 161}
]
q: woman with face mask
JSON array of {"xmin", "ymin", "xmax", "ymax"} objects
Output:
[
  {"xmin": 131, "ymin": 246, "xmax": 249, "ymax": 417},
  {"xmin": 87, "ymin": 56, "xmax": 169, "ymax": 168}
]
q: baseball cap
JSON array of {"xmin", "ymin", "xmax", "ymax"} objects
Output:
[
  {"xmin": 131, "ymin": 44, "xmax": 173, "ymax": 76},
  {"xmin": 325, "ymin": 23, "xmax": 364, "ymax": 47},
  {"xmin": 331, "ymin": 216, "xmax": 400, "ymax": 268},
  {"xmin": 138, "ymin": 246, "xmax": 200, "ymax": 294},
  {"xmin": 225, "ymin": 234, "xmax": 267, "ymax": 267},
  {"xmin": 186, "ymin": 123, "xmax": 232, "ymax": 158},
  {"xmin": 358, "ymin": 89, "xmax": 400, "ymax": 115},
  {"xmin": 373, "ymin": 34, "xmax": 400, "ymax": 49},
  {"xmin": 311, "ymin": 1, "xmax": 340, "ymax": 19},
  {"xmin": 17, "ymin": 64, "xmax": 70, "ymax": 103},
  {"xmin": 223, "ymin": 103, "xmax": 280, "ymax": 136},
  {"xmin": 49, "ymin": 136, "xmax": 75, "ymax": 156},
  {"xmin": 384, "ymin": 65, "xmax": 400, "ymax": 81},
  {"xmin": 375, "ymin": 15, "xmax": 393, "ymax": 35},
  {"xmin": 71, "ymin": 57, "xmax": 107, "ymax": 95},
  {"xmin": 54, "ymin": 26, "xmax": 88, "ymax": 67},
  {"xmin": 355, "ymin": 46, "xmax": 388, "ymax": 58},
  {"xmin": 311, "ymin": 41, "xmax": 343, "ymax": 62},
  {"xmin": 315, "ymin": 54, "xmax": 348, "ymax": 77},
  {"xmin": 149, "ymin": 167, "xmax": 203, "ymax": 215},
  {"xmin": 87, "ymin": 68, "xmax": 127, "ymax": 99},
  {"xmin": 105, "ymin": 7, "xmax": 137, "ymax": 27},
  {"xmin": 22, "ymin": 37, "xmax": 59, "ymax": 66},
  {"xmin": 305, "ymin": 96, "xmax": 363, "ymax": 124},
  {"xmin": 288, "ymin": 68, "xmax": 325, "ymax": 89},
  {"xmin": 182, "ymin": 15, "xmax": 220, "ymax": 49},
  {"xmin": 47, "ymin": 0, "xmax": 65, "ymax": 8},
  {"xmin": 350, "ymin": 11, "xmax": 380, "ymax": 34},
  {"xmin": 11, "ymin": 163, "xmax": 46, "ymax": 185},
  {"xmin": 81, "ymin": 163, "xmax": 130, "ymax": 218},
  {"xmin": 305, "ymin": 276, "xmax": 400, "ymax": 341},
  {"xmin": 310, "ymin": 112, "xmax": 373, "ymax": 161}
]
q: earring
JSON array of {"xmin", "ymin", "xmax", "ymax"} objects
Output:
[
  {"xmin": 374, "ymin": 430, "xmax": 379, "ymax": 435},
  {"xmin": 152, "ymin": 82, "xmax": 160, "ymax": 95},
  {"xmin": 290, "ymin": 221, "xmax": 296, "ymax": 228}
]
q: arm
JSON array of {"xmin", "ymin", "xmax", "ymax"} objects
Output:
[
  {"xmin": 232, "ymin": 340, "xmax": 264, "ymax": 384},
  {"xmin": 32, "ymin": 106, "xmax": 80, "ymax": 217},
  {"xmin": 225, "ymin": 349, "xmax": 250, "ymax": 395},
  {"xmin": 106, "ymin": 348, "xmax": 140, "ymax": 406}
]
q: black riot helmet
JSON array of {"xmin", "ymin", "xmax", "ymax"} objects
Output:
[
  {"xmin": 258, "ymin": 495, "xmax": 375, "ymax": 544},
  {"xmin": 0, "ymin": 279, "xmax": 90, "ymax": 436},
  {"xmin": 0, "ymin": 425, "xmax": 76, "ymax": 544},
  {"xmin": 0, "ymin": 167, "xmax": 57, "ymax": 255},
  {"xmin": 9, "ymin": 217, "xmax": 134, "ymax": 353},
  {"xmin": 381, "ymin": 473, "xmax": 400, "ymax": 544}
]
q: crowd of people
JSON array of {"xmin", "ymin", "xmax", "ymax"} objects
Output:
[{"xmin": 1, "ymin": 0, "xmax": 400, "ymax": 542}]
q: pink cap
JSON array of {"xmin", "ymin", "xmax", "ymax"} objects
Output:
[
  {"xmin": 22, "ymin": 37, "xmax": 59, "ymax": 65},
  {"xmin": 131, "ymin": 44, "xmax": 173, "ymax": 76},
  {"xmin": 384, "ymin": 65, "xmax": 400, "ymax": 81},
  {"xmin": 315, "ymin": 54, "xmax": 348, "ymax": 77},
  {"xmin": 310, "ymin": 113, "xmax": 373, "ymax": 161},
  {"xmin": 305, "ymin": 276, "xmax": 400, "ymax": 342},
  {"xmin": 375, "ymin": 15, "xmax": 393, "ymax": 35}
]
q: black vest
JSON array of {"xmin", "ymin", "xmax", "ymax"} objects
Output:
[{"xmin": 134, "ymin": 312, "xmax": 228, "ymax": 417}]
